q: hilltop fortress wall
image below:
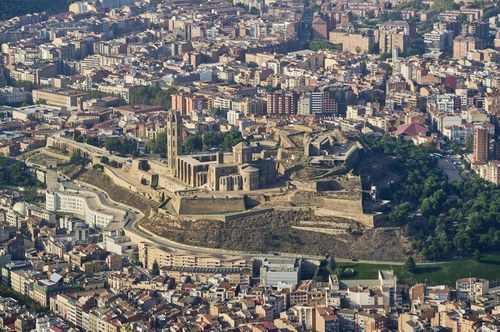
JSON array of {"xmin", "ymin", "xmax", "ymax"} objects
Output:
[{"xmin": 172, "ymin": 194, "xmax": 246, "ymax": 215}]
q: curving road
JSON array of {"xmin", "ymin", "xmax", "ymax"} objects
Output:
[{"xmin": 69, "ymin": 177, "xmax": 463, "ymax": 266}]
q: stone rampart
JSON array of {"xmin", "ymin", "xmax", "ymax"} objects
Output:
[{"xmin": 172, "ymin": 195, "xmax": 246, "ymax": 215}]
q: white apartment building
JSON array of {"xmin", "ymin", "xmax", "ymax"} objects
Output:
[
  {"xmin": 46, "ymin": 186, "xmax": 125, "ymax": 229},
  {"xmin": 50, "ymin": 294, "xmax": 78, "ymax": 326},
  {"xmin": 435, "ymin": 94, "xmax": 456, "ymax": 113},
  {"xmin": 298, "ymin": 92, "xmax": 323, "ymax": 115},
  {"xmin": 443, "ymin": 125, "xmax": 466, "ymax": 142},
  {"xmin": 103, "ymin": 230, "xmax": 137, "ymax": 260},
  {"xmin": 424, "ymin": 29, "xmax": 452, "ymax": 52},
  {"xmin": 456, "ymin": 277, "xmax": 489, "ymax": 301},
  {"xmin": 227, "ymin": 110, "xmax": 242, "ymax": 126}
]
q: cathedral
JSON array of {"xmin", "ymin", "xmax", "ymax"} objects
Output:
[{"xmin": 166, "ymin": 111, "xmax": 277, "ymax": 191}]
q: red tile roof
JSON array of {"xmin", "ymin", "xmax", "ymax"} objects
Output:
[{"xmin": 395, "ymin": 123, "xmax": 429, "ymax": 137}]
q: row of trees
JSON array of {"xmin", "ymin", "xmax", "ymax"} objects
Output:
[
  {"xmin": 76, "ymin": 130, "xmax": 245, "ymax": 157},
  {"xmin": 0, "ymin": 159, "xmax": 36, "ymax": 187},
  {"xmin": 75, "ymin": 135, "xmax": 100, "ymax": 147},
  {"xmin": 0, "ymin": 284, "xmax": 48, "ymax": 313},
  {"xmin": 0, "ymin": 157, "xmax": 42, "ymax": 201},
  {"xmin": 431, "ymin": 0, "xmax": 459, "ymax": 13},
  {"xmin": 129, "ymin": 86, "xmax": 177, "ymax": 109},
  {"xmin": 364, "ymin": 135, "xmax": 500, "ymax": 260},
  {"xmin": 146, "ymin": 132, "xmax": 167, "ymax": 155},
  {"xmin": 69, "ymin": 153, "xmax": 90, "ymax": 165},
  {"xmin": 104, "ymin": 137, "xmax": 138, "ymax": 156},
  {"xmin": 308, "ymin": 40, "xmax": 342, "ymax": 52},
  {"xmin": 0, "ymin": 0, "xmax": 76, "ymax": 20},
  {"xmin": 313, "ymin": 256, "xmax": 337, "ymax": 282},
  {"xmin": 184, "ymin": 131, "xmax": 245, "ymax": 154}
]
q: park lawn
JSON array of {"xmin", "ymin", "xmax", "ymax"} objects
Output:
[{"xmin": 338, "ymin": 254, "xmax": 500, "ymax": 285}]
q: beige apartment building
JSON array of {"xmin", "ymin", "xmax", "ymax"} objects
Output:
[
  {"xmin": 171, "ymin": 92, "xmax": 209, "ymax": 116},
  {"xmin": 379, "ymin": 30, "xmax": 408, "ymax": 54},
  {"xmin": 473, "ymin": 127, "xmax": 489, "ymax": 163},
  {"xmin": 377, "ymin": 21, "xmax": 413, "ymax": 54},
  {"xmin": 453, "ymin": 36, "xmax": 483, "ymax": 60},
  {"xmin": 138, "ymin": 242, "xmax": 251, "ymax": 269},
  {"xmin": 33, "ymin": 88, "xmax": 89, "ymax": 109},
  {"xmin": 329, "ymin": 31, "xmax": 373, "ymax": 53},
  {"xmin": 10, "ymin": 269, "xmax": 36, "ymax": 296}
]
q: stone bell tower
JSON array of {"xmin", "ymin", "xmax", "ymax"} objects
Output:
[{"xmin": 166, "ymin": 110, "xmax": 182, "ymax": 175}]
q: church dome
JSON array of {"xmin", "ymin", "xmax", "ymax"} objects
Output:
[{"xmin": 12, "ymin": 201, "xmax": 27, "ymax": 217}]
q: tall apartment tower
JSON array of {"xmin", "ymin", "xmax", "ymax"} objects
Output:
[
  {"xmin": 453, "ymin": 36, "xmax": 483, "ymax": 60},
  {"xmin": 266, "ymin": 90, "xmax": 298, "ymax": 115},
  {"xmin": 298, "ymin": 91, "xmax": 338, "ymax": 115},
  {"xmin": 473, "ymin": 127, "xmax": 489, "ymax": 164},
  {"xmin": 166, "ymin": 111, "xmax": 182, "ymax": 174}
]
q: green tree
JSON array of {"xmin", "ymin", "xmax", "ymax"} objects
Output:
[
  {"xmin": 105, "ymin": 137, "xmax": 120, "ymax": 152},
  {"xmin": 184, "ymin": 135, "xmax": 203, "ymax": 154},
  {"xmin": 249, "ymin": 7, "xmax": 259, "ymax": 15},
  {"xmin": 0, "ymin": 169, "xmax": 7, "ymax": 184},
  {"xmin": 465, "ymin": 136, "xmax": 473, "ymax": 153},
  {"xmin": 21, "ymin": 186, "xmax": 38, "ymax": 202},
  {"xmin": 389, "ymin": 202, "xmax": 412, "ymax": 223},
  {"xmin": 129, "ymin": 86, "xmax": 177, "ymax": 109},
  {"xmin": 398, "ymin": 0, "xmax": 429, "ymax": 10},
  {"xmin": 148, "ymin": 132, "xmax": 167, "ymax": 154},
  {"xmin": 105, "ymin": 137, "xmax": 137, "ymax": 155},
  {"xmin": 151, "ymin": 260, "xmax": 160, "ymax": 276},
  {"xmin": 221, "ymin": 131, "xmax": 244, "ymax": 151},
  {"xmin": 10, "ymin": 80, "xmax": 34, "ymax": 91},
  {"xmin": 153, "ymin": 88, "xmax": 177, "ymax": 109},
  {"xmin": 0, "ymin": 284, "xmax": 48, "ymax": 313},
  {"xmin": 308, "ymin": 40, "xmax": 340, "ymax": 52},
  {"xmin": 380, "ymin": 10, "xmax": 402, "ymax": 22},
  {"xmin": 328, "ymin": 255, "xmax": 336, "ymax": 273},
  {"xmin": 403, "ymin": 255, "xmax": 416, "ymax": 273},
  {"xmin": 0, "ymin": 0, "xmax": 78, "ymax": 20},
  {"xmin": 454, "ymin": 228, "xmax": 472, "ymax": 256},
  {"xmin": 313, "ymin": 259, "xmax": 330, "ymax": 282},
  {"xmin": 407, "ymin": 37, "xmax": 426, "ymax": 56},
  {"xmin": 431, "ymin": 0, "xmax": 459, "ymax": 12},
  {"xmin": 483, "ymin": 6, "xmax": 500, "ymax": 20},
  {"xmin": 27, "ymin": 113, "xmax": 41, "ymax": 123},
  {"xmin": 421, "ymin": 189, "xmax": 446, "ymax": 216},
  {"xmin": 202, "ymin": 131, "xmax": 224, "ymax": 150},
  {"xmin": 10, "ymin": 163, "xmax": 34, "ymax": 186},
  {"xmin": 353, "ymin": 134, "xmax": 500, "ymax": 259},
  {"xmin": 69, "ymin": 153, "xmax": 84, "ymax": 164},
  {"xmin": 368, "ymin": 43, "xmax": 380, "ymax": 54},
  {"xmin": 93, "ymin": 164, "xmax": 104, "ymax": 172},
  {"xmin": 380, "ymin": 52, "xmax": 392, "ymax": 61},
  {"xmin": 86, "ymin": 136, "xmax": 100, "ymax": 147},
  {"xmin": 334, "ymin": 267, "xmax": 344, "ymax": 278}
]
